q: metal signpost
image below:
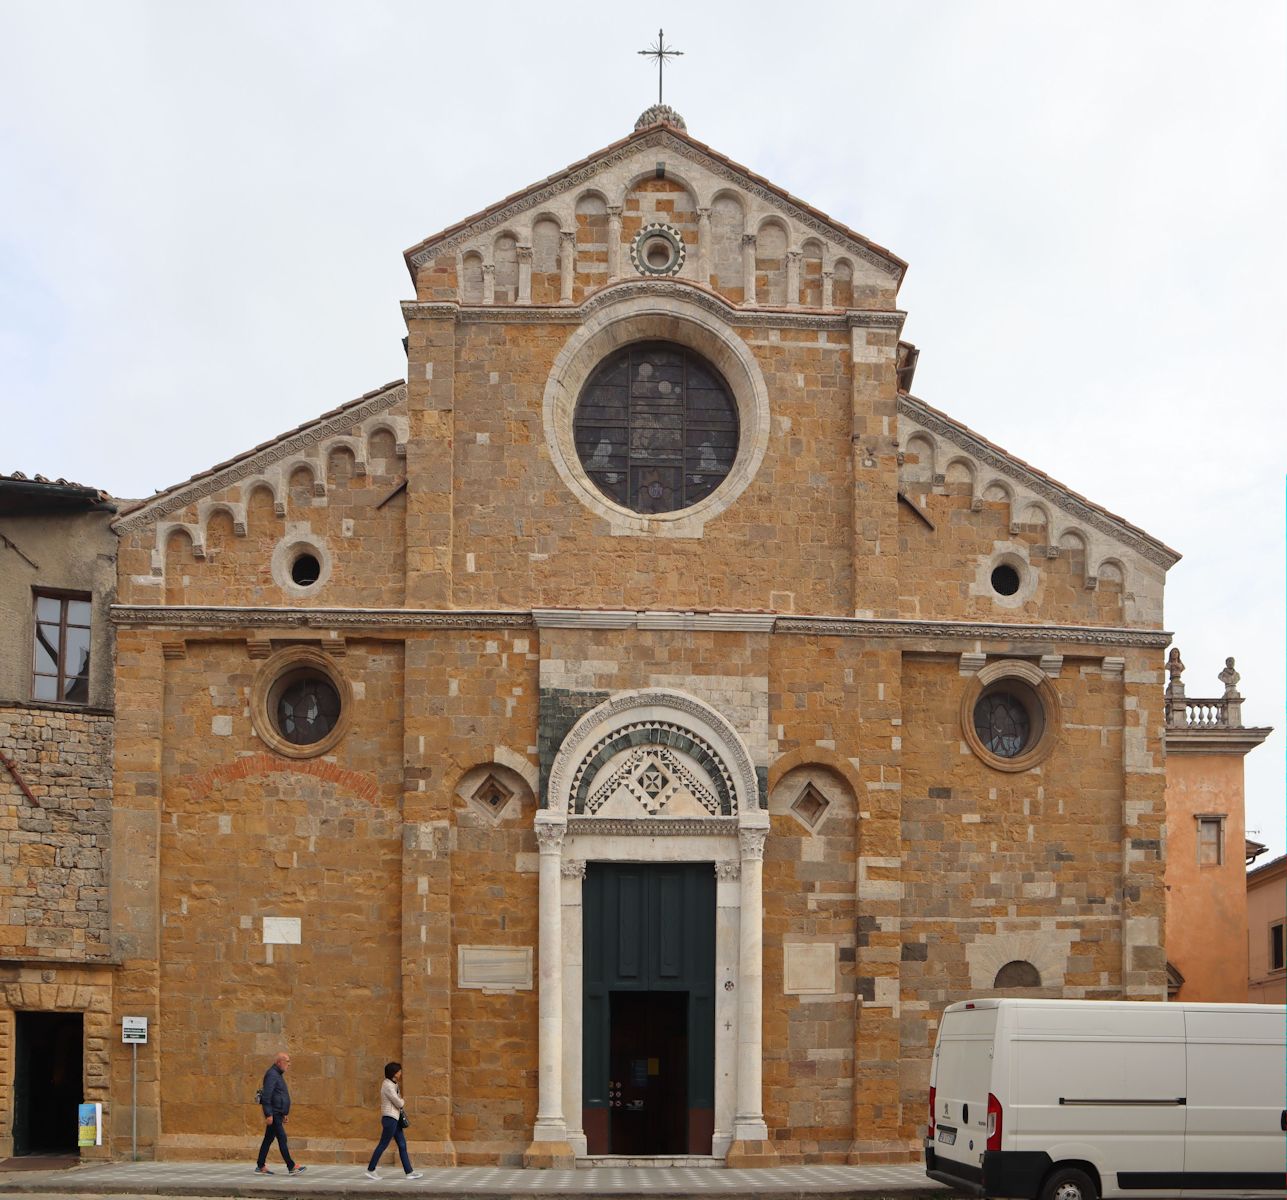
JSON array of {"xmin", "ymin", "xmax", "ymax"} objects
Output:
[{"xmin": 121, "ymin": 1017, "xmax": 148, "ymax": 1161}]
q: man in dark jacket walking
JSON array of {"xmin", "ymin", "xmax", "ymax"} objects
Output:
[{"xmin": 255, "ymin": 1052, "xmax": 304, "ymax": 1175}]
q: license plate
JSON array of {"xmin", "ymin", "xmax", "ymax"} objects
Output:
[{"xmin": 937, "ymin": 1125, "xmax": 957, "ymax": 1146}]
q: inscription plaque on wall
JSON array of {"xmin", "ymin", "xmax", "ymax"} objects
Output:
[
  {"xmin": 783, "ymin": 942, "xmax": 837, "ymax": 995},
  {"xmin": 262, "ymin": 917, "xmax": 302, "ymax": 945},
  {"xmin": 457, "ymin": 945, "xmax": 533, "ymax": 992}
]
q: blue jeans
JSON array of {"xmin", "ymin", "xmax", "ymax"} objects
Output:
[
  {"xmin": 368, "ymin": 1115, "xmax": 412, "ymax": 1173},
  {"xmin": 257, "ymin": 1114, "xmax": 294, "ymax": 1170}
]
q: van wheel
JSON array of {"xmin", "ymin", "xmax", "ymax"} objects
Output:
[{"xmin": 1039, "ymin": 1168, "xmax": 1097, "ymax": 1200}]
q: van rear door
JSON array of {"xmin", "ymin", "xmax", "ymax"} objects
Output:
[{"xmin": 931, "ymin": 1004, "xmax": 997, "ymax": 1177}]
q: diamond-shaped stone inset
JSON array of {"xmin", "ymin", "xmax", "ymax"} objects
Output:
[
  {"xmin": 635, "ymin": 761, "xmax": 671, "ymax": 800},
  {"xmin": 472, "ymin": 772, "xmax": 514, "ymax": 816},
  {"xmin": 791, "ymin": 782, "xmax": 830, "ymax": 829}
]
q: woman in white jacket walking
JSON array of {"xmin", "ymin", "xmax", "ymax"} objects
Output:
[{"xmin": 364, "ymin": 1062, "xmax": 422, "ymax": 1181}]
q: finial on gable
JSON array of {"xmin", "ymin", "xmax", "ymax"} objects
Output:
[{"xmin": 635, "ymin": 104, "xmax": 687, "ymax": 133}]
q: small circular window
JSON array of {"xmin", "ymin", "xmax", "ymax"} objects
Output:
[
  {"xmin": 291, "ymin": 552, "xmax": 321, "ymax": 588},
  {"xmin": 961, "ymin": 661, "xmax": 1060, "ymax": 772},
  {"xmin": 630, "ymin": 222, "xmax": 686, "ymax": 277},
  {"xmin": 573, "ymin": 341, "xmax": 739, "ymax": 514},
  {"xmin": 274, "ymin": 673, "xmax": 340, "ymax": 745},
  {"xmin": 991, "ymin": 563, "xmax": 1021, "ymax": 596},
  {"xmin": 251, "ymin": 647, "xmax": 352, "ymax": 759},
  {"xmin": 973, "ymin": 689, "xmax": 1035, "ymax": 758}
]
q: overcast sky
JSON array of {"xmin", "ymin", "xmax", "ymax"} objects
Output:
[{"xmin": 2, "ymin": 1, "xmax": 1283, "ymax": 854}]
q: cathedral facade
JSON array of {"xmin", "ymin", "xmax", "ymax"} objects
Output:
[{"xmin": 103, "ymin": 107, "xmax": 1177, "ymax": 1165}]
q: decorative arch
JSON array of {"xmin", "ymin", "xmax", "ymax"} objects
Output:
[
  {"xmin": 903, "ymin": 432, "xmax": 937, "ymax": 484},
  {"xmin": 547, "ymin": 688, "xmax": 759, "ymax": 822}
]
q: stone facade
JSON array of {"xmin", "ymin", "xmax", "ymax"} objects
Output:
[
  {"xmin": 95, "ymin": 113, "xmax": 1184, "ymax": 1166},
  {"xmin": 0, "ymin": 476, "xmax": 118, "ymax": 1159}
]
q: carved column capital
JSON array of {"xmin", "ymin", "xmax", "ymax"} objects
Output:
[
  {"xmin": 559, "ymin": 229, "xmax": 577, "ymax": 247},
  {"xmin": 481, "ymin": 263, "xmax": 496, "ymax": 277},
  {"xmin": 560, "ymin": 858, "xmax": 586, "ymax": 879},
  {"xmin": 516, "ymin": 245, "xmax": 533, "ymax": 263},
  {"xmin": 535, "ymin": 822, "xmax": 566, "ymax": 853},
  {"xmin": 738, "ymin": 828, "xmax": 767, "ymax": 861},
  {"xmin": 696, "ymin": 206, "xmax": 712, "ymax": 221},
  {"xmin": 714, "ymin": 860, "xmax": 741, "ymax": 880},
  {"xmin": 606, "ymin": 205, "xmax": 623, "ymax": 219},
  {"xmin": 741, "ymin": 233, "xmax": 758, "ymax": 248},
  {"xmin": 786, "ymin": 249, "xmax": 803, "ymax": 263}
]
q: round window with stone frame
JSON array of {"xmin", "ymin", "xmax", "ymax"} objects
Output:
[
  {"xmin": 630, "ymin": 222, "xmax": 687, "ymax": 277},
  {"xmin": 572, "ymin": 340, "xmax": 739, "ymax": 515},
  {"xmin": 960, "ymin": 660, "xmax": 1061, "ymax": 773},
  {"xmin": 251, "ymin": 646, "xmax": 353, "ymax": 760}
]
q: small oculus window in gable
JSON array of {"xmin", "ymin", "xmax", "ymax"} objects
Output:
[
  {"xmin": 990, "ymin": 563, "xmax": 1021, "ymax": 596},
  {"xmin": 630, "ymin": 222, "xmax": 686, "ymax": 278},
  {"xmin": 290, "ymin": 551, "xmax": 321, "ymax": 588}
]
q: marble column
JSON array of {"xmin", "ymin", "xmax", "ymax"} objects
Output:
[
  {"xmin": 517, "ymin": 246, "xmax": 533, "ymax": 305},
  {"xmin": 733, "ymin": 824, "xmax": 769, "ymax": 1141},
  {"xmin": 741, "ymin": 234, "xmax": 757, "ymax": 305},
  {"xmin": 696, "ymin": 207, "xmax": 712, "ymax": 285},
  {"xmin": 786, "ymin": 249, "xmax": 802, "ymax": 307},
  {"xmin": 607, "ymin": 206, "xmax": 623, "ymax": 280},
  {"xmin": 532, "ymin": 815, "xmax": 568, "ymax": 1142},
  {"xmin": 822, "ymin": 268, "xmax": 834, "ymax": 310},
  {"xmin": 481, "ymin": 263, "xmax": 495, "ymax": 306},
  {"xmin": 560, "ymin": 231, "xmax": 576, "ymax": 303},
  {"xmin": 561, "ymin": 857, "xmax": 587, "ymax": 1155}
]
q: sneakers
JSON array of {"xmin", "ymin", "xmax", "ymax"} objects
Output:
[
  {"xmin": 254, "ymin": 1166, "xmax": 273, "ymax": 1174},
  {"xmin": 405, "ymin": 1171, "xmax": 423, "ymax": 1180},
  {"xmin": 288, "ymin": 1165, "xmax": 307, "ymax": 1175},
  {"xmin": 365, "ymin": 1169, "xmax": 381, "ymax": 1180}
]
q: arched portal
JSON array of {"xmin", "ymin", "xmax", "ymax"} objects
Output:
[{"xmin": 531, "ymin": 690, "xmax": 768, "ymax": 1161}]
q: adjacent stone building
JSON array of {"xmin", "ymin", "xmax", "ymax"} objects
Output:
[
  {"xmin": 0, "ymin": 472, "xmax": 117, "ymax": 1158},
  {"xmin": 101, "ymin": 108, "xmax": 1183, "ymax": 1166}
]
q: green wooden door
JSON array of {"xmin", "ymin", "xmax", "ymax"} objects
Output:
[{"xmin": 582, "ymin": 862, "xmax": 715, "ymax": 1154}]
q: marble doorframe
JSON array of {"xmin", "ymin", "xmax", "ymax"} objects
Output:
[{"xmin": 532, "ymin": 689, "xmax": 769, "ymax": 1160}]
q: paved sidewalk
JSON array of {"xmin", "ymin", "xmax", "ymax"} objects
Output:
[{"xmin": 0, "ymin": 1159, "xmax": 953, "ymax": 1199}]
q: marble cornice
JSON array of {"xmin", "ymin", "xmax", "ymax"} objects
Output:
[
  {"xmin": 111, "ymin": 604, "xmax": 1170, "ymax": 649},
  {"xmin": 401, "ymin": 287, "xmax": 905, "ymax": 333},
  {"xmin": 109, "ymin": 605, "xmax": 533, "ymax": 630},
  {"xmin": 1164, "ymin": 726, "xmax": 1274, "ymax": 756},
  {"xmin": 773, "ymin": 615, "xmax": 1173, "ymax": 649}
]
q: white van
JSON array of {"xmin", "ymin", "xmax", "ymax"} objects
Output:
[{"xmin": 925, "ymin": 998, "xmax": 1286, "ymax": 1200}]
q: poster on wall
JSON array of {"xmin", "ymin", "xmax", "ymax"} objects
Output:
[{"xmin": 77, "ymin": 1102, "xmax": 102, "ymax": 1148}]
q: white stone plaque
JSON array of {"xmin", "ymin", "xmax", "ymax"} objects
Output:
[
  {"xmin": 457, "ymin": 945, "xmax": 533, "ymax": 992},
  {"xmin": 262, "ymin": 917, "xmax": 302, "ymax": 945},
  {"xmin": 783, "ymin": 942, "xmax": 836, "ymax": 996}
]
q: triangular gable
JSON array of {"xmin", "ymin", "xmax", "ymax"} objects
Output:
[
  {"xmin": 403, "ymin": 120, "xmax": 907, "ymax": 283},
  {"xmin": 898, "ymin": 392, "xmax": 1180, "ymax": 569},
  {"xmin": 113, "ymin": 380, "xmax": 407, "ymax": 535}
]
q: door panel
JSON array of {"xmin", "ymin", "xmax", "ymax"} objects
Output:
[{"xmin": 583, "ymin": 862, "xmax": 715, "ymax": 1154}]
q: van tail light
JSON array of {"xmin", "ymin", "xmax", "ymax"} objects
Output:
[
  {"xmin": 986, "ymin": 1092, "xmax": 1002, "ymax": 1151},
  {"xmin": 928, "ymin": 1086, "xmax": 936, "ymax": 1138}
]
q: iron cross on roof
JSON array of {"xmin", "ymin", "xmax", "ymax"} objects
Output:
[{"xmin": 638, "ymin": 28, "xmax": 683, "ymax": 105}]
